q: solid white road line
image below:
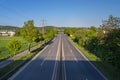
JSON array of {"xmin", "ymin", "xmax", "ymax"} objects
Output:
[
  {"xmin": 66, "ymin": 37, "xmax": 78, "ymax": 63},
  {"xmin": 68, "ymin": 39, "xmax": 108, "ymax": 80},
  {"xmin": 8, "ymin": 44, "xmax": 49, "ymax": 80},
  {"xmin": 62, "ymin": 37, "xmax": 67, "ymax": 80},
  {"xmin": 51, "ymin": 35, "xmax": 61, "ymax": 80}
]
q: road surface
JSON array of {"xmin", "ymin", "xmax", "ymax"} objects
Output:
[{"xmin": 9, "ymin": 34, "xmax": 107, "ymax": 80}]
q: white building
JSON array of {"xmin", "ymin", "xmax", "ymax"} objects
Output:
[
  {"xmin": 0, "ymin": 31, "xmax": 15, "ymax": 36},
  {"xmin": 8, "ymin": 31, "xmax": 15, "ymax": 36}
]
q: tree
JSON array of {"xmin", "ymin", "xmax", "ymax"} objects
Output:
[
  {"xmin": 103, "ymin": 29, "xmax": 120, "ymax": 68},
  {"xmin": 99, "ymin": 16, "xmax": 120, "ymax": 69},
  {"xmin": 7, "ymin": 40, "xmax": 21, "ymax": 59},
  {"xmin": 73, "ymin": 29, "xmax": 87, "ymax": 46},
  {"xmin": 64, "ymin": 28, "xmax": 73, "ymax": 36},
  {"xmin": 14, "ymin": 29, "xmax": 21, "ymax": 36},
  {"xmin": 90, "ymin": 26, "xmax": 97, "ymax": 32},
  {"xmin": 101, "ymin": 15, "xmax": 120, "ymax": 32},
  {"xmin": 44, "ymin": 29, "xmax": 57, "ymax": 39},
  {"xmin": 21, "ymin": 20, "xmax": 39, "ymax": 52},
  {"xmin": 85, "ymin": 37, "xmax": 99, "ymax": 54}
]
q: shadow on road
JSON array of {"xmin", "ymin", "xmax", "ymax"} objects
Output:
[{"xmin": 1, "ymin": 59, "xmax": 120, "ymax": 80}]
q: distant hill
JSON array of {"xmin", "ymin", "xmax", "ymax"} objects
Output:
[
  {"xmin": 37, "ymin": 26, "xmax": 57, "ymax": 30},
  {"xmin": 0, "ymin": 25, "xmax": 19, "ymax": 31},
  {"xmin": 0, "ymin": 25, "xmax": 63, "ymax": 32}
]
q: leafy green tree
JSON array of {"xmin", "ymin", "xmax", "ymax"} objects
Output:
[
  {"xmin": 101, "ymin": 15, "xmax": 120, "ymax": 32},
  {"xmin": 103, "ymin": 29, "xmax": 120, "ymax": 68},
  {"xmin": 7, "ymin": 40, "xmax": 21, "ymax": 58},
  {"xmin": 43, "ymin": 29, "xmax": 57, "ymax": 40},
  {"xmin": 64, "ymin": 28, "xmax": 73, "ymax": 36},
  {"xmin": 97, "ymin": 29, "xmax": 106, "ymax": 44},
  {"xmin": 21, "ymin": 20, "xmax": 39, "ymax": 52},
  {"xmin": 86, "ymin": 30, "xmax": 96, "ymax": 38},
  {"xmin": 90, "ymin": 26, "xmax": 97, "ymax": 32},
  {"xmin": 64, "ymin": 16, "xmax": 120, "ymax": 71},
  {"xmin": 14, "ymin": 29, "xmax": 21, "ymax": 36},
  {"xmin": 85, "ymin": 37, "xmax": 99, "ymax": 54},
  {"xmin": 73, "ymin": 29, "xmax": 87, "ymax": 46}
]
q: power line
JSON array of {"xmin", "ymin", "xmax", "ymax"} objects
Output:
[
  {"xmin": 0, "ymin": 3, "xmax": 28, "ymax": 20},
  {"xmin": 0, "ymin": 3, "xmax": 31, "ymax": 26}
]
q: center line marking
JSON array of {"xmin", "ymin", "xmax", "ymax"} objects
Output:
[
  {"xmin": 51, "ymin": 35, "xmax": 61, "ymax": 80},
  {"xmin": 62, "ymin": 37, "xmax": 67, "ymax": 80}
]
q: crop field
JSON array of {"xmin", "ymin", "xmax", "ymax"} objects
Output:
[{"xmin": 0, "ymin": 37, "xmax": 37, "ymax": 61}]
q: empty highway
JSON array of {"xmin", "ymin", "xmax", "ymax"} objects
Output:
[{"xmin": 9, "ymin": 34, "xmax": 107, "ymax": 80}]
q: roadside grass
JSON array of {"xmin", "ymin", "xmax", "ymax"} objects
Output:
[
  {"xmin": 70, "ymin": 39, "xmax": 120, "ymax": 80},
  {"xmin": 0, "ymin": 37, "xmax": 39, "ymax": 61}
]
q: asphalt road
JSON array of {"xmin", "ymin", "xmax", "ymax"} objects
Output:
[{"xmin": 9, "ymin": 34, "xmax": 107, "ymax": 80}]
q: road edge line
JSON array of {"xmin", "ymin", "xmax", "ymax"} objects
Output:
[
  {"xmin": 62, "ymin": 37, "xmax": 67, "ymax": 80},
  {"xmin": 51, "ymin": 35, "xmax": 60, "ymax": 80},
  {"xmin": 8, "ymin": 44, "xmax": 49, "ymax": 80},
  {"xmin": 8, "ymin": 37, "xmax": 57, "ymax": 80},
  {"xmin": 68, "ymin": 38, "xmax": 108, "ymax": 80}
]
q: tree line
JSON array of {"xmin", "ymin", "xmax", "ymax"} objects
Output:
[{"xmin": 64, "ymin": 15, "xmax": 120, "ymax": 70}]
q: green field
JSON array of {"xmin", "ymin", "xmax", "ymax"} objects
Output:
[{"xmin": 0, "ymin": 37, "xmax": 38, "ymax": 61}]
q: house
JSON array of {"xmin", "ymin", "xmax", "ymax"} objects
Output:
[
  {"xmin": 0, "ymin": 31, "xmax": 15, "ymax": 36},
  {"xmin": 8, "ymin": 31, "xmax": 15, "ymax": 36}
]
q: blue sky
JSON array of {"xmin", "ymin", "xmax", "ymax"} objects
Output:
[{"xmin": 0, "ymin": 0, "xmax": 120, "ymax": 27}]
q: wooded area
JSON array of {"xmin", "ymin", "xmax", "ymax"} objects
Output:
[{"xmin": 64, "ymin": 15, "xmax": 120, "ymax": 71}]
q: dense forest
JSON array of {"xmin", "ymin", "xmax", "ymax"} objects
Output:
[{"xmin": 64, "ymin": 15, "xmax": 120, "ymax": 71}]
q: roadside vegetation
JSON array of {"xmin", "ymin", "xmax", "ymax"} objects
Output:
[
  {"xmin": 0, "ymin": 20, "xmax": 57, "ymax": 79},
  {"xmin": 0, "ymin": 42, "xmax": 46, "ymax": 80},
  {"xmin": 0, "ymin": 20, "xmax": 57, "ymax": 61},
  {"xmin": 7, "ymin": 39, "xmax": 21, "ymax": 60},
  {"xmin": 21, "ymin": 20, "xmax": 40, "ymax": 52},
  {"xmin": 0, "ymin": 37, "xmax": 38, "ymax": 61},
  {"xmin": 64, "ymin": 15, "xmax": 120, "ymax": 80}
]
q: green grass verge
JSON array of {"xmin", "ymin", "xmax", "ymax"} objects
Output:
[
  {"xmin": 70, "ymin": 39, "xmax": 120, "ymax": 80},
  {"xmin": 0, "ymin": 37, "xmax": 40, "ymax": 61}
]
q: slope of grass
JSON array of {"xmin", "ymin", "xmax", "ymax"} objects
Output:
[{"xmin": 0, "ymin": 37, "xmax": 38, "ymax": 61}]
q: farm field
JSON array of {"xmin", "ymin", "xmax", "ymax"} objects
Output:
[{"xmin": 0, "ymin": 37, "xmax": 38, "ymax": 61}]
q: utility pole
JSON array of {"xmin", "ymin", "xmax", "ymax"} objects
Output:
[
  {"xmin": 41, "ymin": 18, "xmax": 46, "ymax": 45},
  {"xmin": 42, "ymin": 19, "xmax": 45, "ymax": 36}
]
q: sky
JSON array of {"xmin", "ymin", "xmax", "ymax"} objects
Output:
[{"xmin": 0, "ymin": 0, "xmax": 120, "ymax": 27}]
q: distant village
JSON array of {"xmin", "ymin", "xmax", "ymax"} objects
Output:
[
  {"xmin": 0, "ymin": 25, "xmax": 19, "ymax": 37},
  {"xmin": 0, "ymin": 31, "xmax": 15, "ymax": 37}
]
